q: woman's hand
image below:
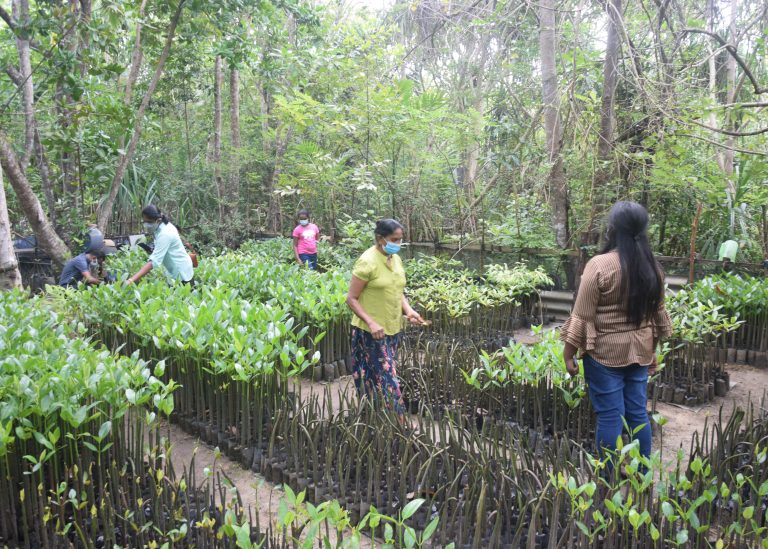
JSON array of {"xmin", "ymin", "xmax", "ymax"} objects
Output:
[
  {"xmin": 563, "ymin": 342, "xmax": 579, "ymax": 377},
  {"xmin": 648, "ymin": 355, "xmax": 658, "ymax": 376},
  {"xmin": 367, "ymin": 321, "xmax": 386, "ymax": 340},
  {"xmin": 565, "ymin": 357, "xmax": 579, "ymax": 377},
  {"xmin": 406, "ymin": 310, "xmax": 424, "ymax": 326}
]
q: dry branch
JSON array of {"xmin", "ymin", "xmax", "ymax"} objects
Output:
[{"xmin": 683, "ymin": 28, "xmax": 768, "ymax": 95}]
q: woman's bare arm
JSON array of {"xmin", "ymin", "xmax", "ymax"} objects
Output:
[
  {"xmin": 127, "ymin": 261, "xmax": 153, "ymax": 284},
  {"xmin": 347, "ymin": 275, "xmax": 385, "ymax": 339}
]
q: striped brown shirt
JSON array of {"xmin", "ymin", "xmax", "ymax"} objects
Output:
[{"xmin": 560, "ymin": 251, "xmax": 672, "ymax": 367}]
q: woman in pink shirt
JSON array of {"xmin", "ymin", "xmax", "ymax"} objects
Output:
[{"xmin": 292, "ymin": 209, "xmax": 320, "ymax": 269}]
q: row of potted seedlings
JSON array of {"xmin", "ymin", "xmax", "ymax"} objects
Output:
[
  {"xmin": 398, "ymin": 329, "xmax": 596, "ymax": 449},
  {"xmin": 683, "ymin": 274, "xmax": 768, "ymax": 365},
  {"xmin": 258, "ymin": 382, "xmax": 768, "ymax": 548},
  {"xmin": 0, "ymin": 291, "xmax": 287, "ymax": 548},
  {"xmin": 55, "ymin": 280, "xmax": 318, "ymax": 463},
  {"xmin": 13, "ymin": 287, "xmax": 442, "ymax": 548},
  {"xmin": 652, "ymin": 287, "xmax": 743, "ymax": 405}
]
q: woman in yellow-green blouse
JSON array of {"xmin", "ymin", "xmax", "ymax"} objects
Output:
[{"xmin": 346, "ymin": 219, "xmax": 424, "ymax": 414}]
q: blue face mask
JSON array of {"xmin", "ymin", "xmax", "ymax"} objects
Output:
[
  {"xmin": 383, "ymin": 241, "xmax": 401, "ymax": 255},
  {"xmin": 143, "ymin": 221, "xmax": 158, "ymax": 234},
  {"xmin": 299, "ymin": 219, "xmax": 309, "ymax": 226}
]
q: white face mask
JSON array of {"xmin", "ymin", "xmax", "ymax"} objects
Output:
[{"xmin": 143, "ymin": 221, "xmax": 158, "ymax": 233}]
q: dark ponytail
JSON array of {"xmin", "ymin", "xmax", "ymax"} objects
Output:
[
  {"xmin": 601, "ymin": 201, "xmax": 664, "ymax": 326},
  {"xmin": 142, "ymin": 204, "xmax": 170, "ymax": 225},
  {"xmin": 374, "ymin": 218, "xmax": 403, "ymax": 240}
]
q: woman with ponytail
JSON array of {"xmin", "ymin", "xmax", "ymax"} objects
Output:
[
  {"xmin": 346, "ymin": 219, "xmax": 425, "ymax": 417},
  {"xmin": 126, "ymin": 205, "xmax": 194, "ymax": 285},
  {"xmin": 561, "ymin": 201, "xmax": 671, "ymax": 471}
]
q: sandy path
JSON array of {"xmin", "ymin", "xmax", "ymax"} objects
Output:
[
  {"xmin": 164, "ymin": 420, "xmax": 281, "ymax": 526},
  {"xmin": 654, "ymin": 362, "xmax": 768, "ymax": 467}
]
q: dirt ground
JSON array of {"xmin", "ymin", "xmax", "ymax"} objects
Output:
[
  {"xmin": 162, "ymin": 326, "xmax": 768, "ymax": 540},
  {"xmin": 654, "ymin": 362, "xmax": 768, "ymax": 468}
]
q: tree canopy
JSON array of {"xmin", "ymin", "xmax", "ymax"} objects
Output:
[{"xmin": 1, "ymin": 0, "xmax": 767, "ymax": 272}]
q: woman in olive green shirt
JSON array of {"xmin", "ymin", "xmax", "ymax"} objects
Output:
[{"xmin": 346, "ymin": 219, "xmax": 424, "ymax": 414}]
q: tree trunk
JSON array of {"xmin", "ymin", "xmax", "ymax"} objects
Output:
[
  {"xmin": 539, "ymin": 0, "xmax": 569, "ymax": 249},
  {"xmin": 260, "ymin": 83, "xmax": 270, "ymax": 157},
  {"xmin": 723, "ymin": 0, "xmax": 738, "ymax": 234},
  {"xmin": 586, "ymin": 0, "xmax": 621, "ymax": 248},
  {"xmin": 462, "ymin": 90, "xmax": 484, "ymax": 233},
  {"xmin": 0, "ymin": 130, "xmax": 70, "ymax": 267},
  {"xmin": 10, "ymin": 1, "xmax": 57, "ymax": 229},
  {"xmin": 706, "ymin": 0, "xmax": 719, "ymax": 133},
  {"xmin": 453, "ymin": 27, "xmax": 491, "ymax": 235},
  {"xmin": 259, "ymin": 81, "xmax": 281, "ymax": 232},
  {"xmin": 57, "ymin": 0, "xmax": 85, "ymax": 222},
  {"xmin": 12, "ymin": 0, "xmax": 34, "ymax": 171},
  {"xmin": 107, "ymin": 0, "xmax": 147, "ymax": 228},
  {"xmin": 124, "ymin": 0, "xmax": 148, "ymax": 107},
  {"xmin": 266, "ymin": 127, "xmax": 292, "ymax": 233},
  {"xmin": 761, "ymin": 204, "xmax": 767, "ymax": 258},
  {"xmin": 213, "ymin": 55, "xmax": 224, "ymax": 223},
  {"xmin": 0, "ymin": 167, "xmax": 22, "ymax": 290},
  {"xmin": 77, "ymin": 0, "xmax": 92, "ymax": 77},
  {"xmin": 96, "ymin": 0, "xmax": 186, "ymax": 231},
  {"xmin": 55, "ymin": 81, "xmax": 77, "ymax": 218},
  {"xmin": 184, "ymin": 98, "xmax": 193, "ymax": 174},
  {"xmin": 34, "ymin": 131, "xmax": 56, "ymax": 228},
  {"xmin": 707, "ymin": 0, "xmax": 738, "ymax": 236},
  {"xmin": 228, "ymin": 67, "xmax": 241, "ymax": 221}
]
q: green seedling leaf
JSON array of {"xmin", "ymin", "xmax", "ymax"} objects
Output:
[
  {"xmin": 401, "ymin": 498, "xmax": 424, "ymax": 520},
  {"xmin": 421, "ymin": 516, "xmax": 439, "ymax": 542}
]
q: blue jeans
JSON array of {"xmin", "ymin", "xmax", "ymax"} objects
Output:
[
  {"xmin": 299, "ymin": 253, "xmax": 318, "ymax": 270},
  {"xmin": 583, "ymin": 355, "xmax": 651, "ymax": 471}
]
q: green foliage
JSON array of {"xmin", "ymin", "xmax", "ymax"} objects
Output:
[
  {"xmin": 335, "ymin": 213, "xmax": 377, "ymax": 258},
  {"xmin": 465, "ymin": 328, "xmax": 574, "ymax": 389},
  {"xmin": 0, "ymin": 290, "xmax": 174, "ymax": 457},
  {"xmin": 275, "ymin": 487, "xmax": 440, "ymax": 549},
  {"xmin": 462, "ymin": 327, "xmax": 587, "ymax": 413},
  {"xmin": 53, "ymin": 276, "xmax": 316, "ymax": 381},
  {"xmin": 687, "ymin": 274, "xmax": 768, "ymax": 318},
  {"xmin": 487, "ymin": 196, "xmax": 557, "ymax": 249},
  {"xmin": 667, "ymin": 282, "xmax": 746, "ymax": 344},
  {"xmin": 4, "ymin": 0, "xmax": 768, "ymax": 263},
  {"xmin": 406, "ymin": 258, "xmax": 551, "ymax": 319}
]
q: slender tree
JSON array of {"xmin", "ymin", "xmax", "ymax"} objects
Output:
[
  {"xmin": 213, "ymin": 54, "xmax": 224, "ymax": 224},
  {"xmin": 539, "ymin": 0, "xmax": 569, "ymax": 249},
  {"xmin": 228, "ymin": 66, "xmax": 241, "ymax": 221},
  {"xmin": 10, "ymin": 0, "xmax": 56, "ymax": 229},
  {"xmin": 0, "ymin": 130, "xmax": 70, "ymax": 267},
  {"xmin": 0, "ymin": 166, "xmax": 22, "ymax": 290},
  {"xmin": 12, "ymin": 0, "xmax": 34, "ymax": 171},
  {"xmin": 586, "ymin": 0, "xmax": 622, "ymax": 249},
  {"xmin": 96, "ymin": 0, "xmax": 187, "ymax": 231}
]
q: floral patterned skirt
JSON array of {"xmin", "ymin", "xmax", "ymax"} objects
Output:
[{"xmin": 350, "ymin": 327, "xmax": 404, "ymax": 414}]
